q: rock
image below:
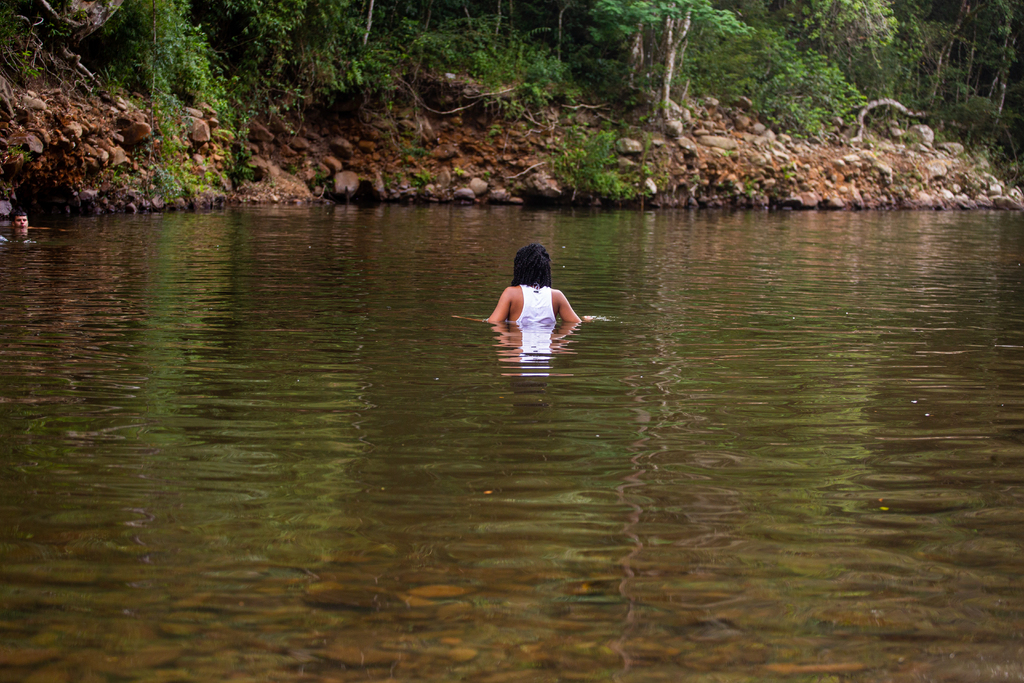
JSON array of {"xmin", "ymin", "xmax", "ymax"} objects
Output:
[
  {"xmin": 289, "ymin": 136, "xmax": 310, "ymax": 151},
  {"xmin": 126, "ymin": 202, "xmax": 137, "ymax": 214},
  {"xmin": 938, "ymin": 142, "xmax": 964, "ymax": 156},
  {"xmin": 665, "ymin": 119, "xmax": 685, "ymax": 138},
  {"xmin": 357, "ymin": 139, "xmax": 376, "ymax": 153},
  {"xmin": 329, "ymin": 136, "xmax": 354, "ymax": 158},
  {"xmin": 734, "ymin": 96, "xmax": 753, "ymax": 111},
  {"xmin": 975, "ymin": 195, "xmax": 994, "ymax": 208},
  {"xmin": 734, "ymin": 115, "xmax": 751, "ymax": 132},
  {"xmin": 993, "ymin": 196, "xmax": 1024, "ymax": 210},
  {"xmin": 333, "ymin": 170, "xmax": 359, "ymax": 198},
  {"xmin": 915, "ymin": 190, "xmax": 934, "ymax": 207},
  {"xmin": 0, "ymin": 199, "xmax": 11, "ymax": 217},
  {"xmin": 469, "ymin": 177, "xmax": 489, "ymax": 197},
  {"xmin": 436, "ymin": 167, "xmax": 451, "ymax": 188},
  {"xmin": 8, "ymin": 132, "xmax": 43, "ymax": 154},
  {"xmin": 800, "ymin": 191, "xmax": 822, "ymax": 208},
  {"xmin": 524, "ymin": 171, "xmax": 562, "ymax": 199},
  {"xmin": 190, "ymin": 118, "xmax": 211, "ymax": 144},
  {"xmin": 488, "ymin": 189, "xmax": 512, "ymax": 203},
  {"xmin": 432, "ymin": 143, "xmax": 458, "ymax": 160},
  {"xmin": 781, "ymin": 193, "xmax": 820, "ymax": 210},
  {"xmin": 0, "ymin": 74, "xmax": 14, "ymax": 116},
  {"xmin": 63, "ymin": 122, "xmax": 83, "ymax": 140},
  {"xmin": 676, "ymin": 136, "xmax": 698, "ymax": 155},
  {"xmin": 938, "ymin": 188, "xmax": 955, "ymax": 201},
  {"xmin": 697, "ymin": 135, "xmax": 738, "ymax": 151},
  {"xmin": 453, "ymin": 187, "xmax": 476, "ymax": 201},
  {"xmin": 267, "ymin": 116, "xmax": 288, "ymax": 135},
  {"xmin": 248, "ymin": 121, "xmax": 275, "ymax": 142},
  {"xmin": 79, "ymin": 189, "xmax": 98, "ymax": 203},
  {"xmin": 989, "ymin": 183, "xmax": 1004, "ymax": 196},
  {"xmin": 250, "ymin": 155, "xmax": 272, "ymax": 180},
  {"xmin": 873, "ymin": 161, "xmax": 893, "ymax": 185},
  {"xmin": 322, "ymin": 155, "xmax": 343, "ymax": 173},
  {"xmin": 615, "ymin": 138, "xmax": 644, "ymax": 154},
  {"xmin": 751, "ymin": 122, "xmax": 767, "ymax": 135},
  {"xmin": 906, "ymin": 124, "xmax": 935, "ymax": 145},
  {"xmin": 151, "ymin": 196, "xmax": 165, "ymax": 211},
  {"xmin": 925, "ymin": 160, "xmax": 948, "ymax": 181},
  {"xmin": 644, "ymin": 177, "xmax": 658, "ymax": 195},
  {"xmin": 120, "ymin": 121, "xmax": 152, "ymax": 147},
  {"xmin": 823, "ymin": 196, "xmax": 846, "ymax": 210},
  {"xmin": 109, "ymin": 146, "xmax": 129, "ymax": 166},
  {"xmin": 21, "ymin": 95, "xmax": 47, "ymax": 111}
]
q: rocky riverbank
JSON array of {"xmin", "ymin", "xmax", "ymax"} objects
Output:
[{"xmin": 1, "ymin": 80, "xmax": 1022, "ymax": 216}]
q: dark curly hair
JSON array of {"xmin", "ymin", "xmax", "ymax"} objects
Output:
[{"xmin": 511, "ymin": 243, "xmax": 552, "ymax": 288}]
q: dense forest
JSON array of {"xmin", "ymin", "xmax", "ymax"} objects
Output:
[{"xmin": 1, "ymin": 0, "xmax": 1022, "ymax": 181}]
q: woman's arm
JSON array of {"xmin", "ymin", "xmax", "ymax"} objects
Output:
[
  {"xmin": 552, "ymin": 289, "xmax": 586, "ymax": 323},
  {"xmin": 486, "ymin": 287, "xmax": 516, "ymax": 323}
]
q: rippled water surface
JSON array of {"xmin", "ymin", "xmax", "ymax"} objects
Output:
[{"xmin": 2, "ymin": 206, "xmax": 1024, "ymax": 682}]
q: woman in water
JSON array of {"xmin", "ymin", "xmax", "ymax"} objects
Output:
[{"xmin": 487, "ymin": 243, "xmax": 589, "ymax": 324}]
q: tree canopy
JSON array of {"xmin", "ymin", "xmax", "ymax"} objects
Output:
[{"xmin": 1, "ymin": 0, "xmax": 1022, "ymax": 174}]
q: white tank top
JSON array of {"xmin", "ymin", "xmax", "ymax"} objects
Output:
[{"xmin": 516, "ymin": 285, "xmax": 556, "ymax": 327}]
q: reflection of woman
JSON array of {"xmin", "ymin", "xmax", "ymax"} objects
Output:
[
  {"xmin": 486, "ymin": 243, "xmax": 590, "ymax": 324},
  {"xmin": 491, "ymin": 319, "xmax": 580, "ymax": 371}
]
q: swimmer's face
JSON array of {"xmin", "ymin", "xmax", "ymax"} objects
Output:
[{"xmin": 13, "ymin": 215, "xmax": 28, "ymax": 229}]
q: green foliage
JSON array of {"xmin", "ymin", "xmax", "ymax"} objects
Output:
[
  {"xmin": 548, "ymin": 127, "xmax": 634, "ymax": 200},
  {"xmin": 756, "ymin": 43, "xmax": 865, "ymax": 135},
  {"xmin": 144, "ymin": 95, "xmax": 219, "ymax": 200},
  {"xmin": 96, "ymin": 0, "xmax": 224, "ymax": 107},
  {"xmin": 687, "ymin": 30, "xmax": 864, "ymax": 135},
  {"xmin": 0, "ymin": 2, "xmax": 41, "ymax": 81},
  {"xmin": 410, "ymin": 169, "xmax": 434, "ymax": 188}
]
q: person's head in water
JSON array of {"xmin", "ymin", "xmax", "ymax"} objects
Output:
[
  {"xmin": 511, "ymin": 243, "xmax": 552, "ymax": 288},
  {"xmin": 12, "ymin": 210, "xmax": 28, "ymax": 237}
]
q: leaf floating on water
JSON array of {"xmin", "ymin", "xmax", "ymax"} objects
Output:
[{"xmin": 407, "ymin": 584, "xmax": 472, "ymax": 598}]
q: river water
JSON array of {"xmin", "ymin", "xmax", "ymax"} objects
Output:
[{"xmin": 1, "ymin": 206, "xmax": 1024, "ymax": 682}]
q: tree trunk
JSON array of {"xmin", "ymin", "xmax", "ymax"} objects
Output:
[
  {"xmin": 627, "ymin": 26, "xmax": 644, "ymax": 88},
  {"xmin": 558, "ymin": 5, "xmax": 566, "ymax": 60},
  {"xmin": 930, "ymin": 0, "xmax": 970, "ymax": 102},
  {"xmin": 659, "ymin": 11, "xmax": 691, "ymax": 119},
  {"xmin": 363, "ymin": 0, "xmax": 375, "ymax": 44},
  {"xmin": 33, "ymin": 0, "xmax": 124, "ymax": 44}
]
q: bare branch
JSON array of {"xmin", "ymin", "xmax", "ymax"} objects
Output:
[
  {"xmin": 853, "ymin": 98, "xmax": 926, "ymax": 142},
  {"xmin": 504, "ymin": 162, "xmax": 546, "ymax": 179}
]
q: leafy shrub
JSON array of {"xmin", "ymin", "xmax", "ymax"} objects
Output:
[
  {"xmin": 93, "ymin": 0, "xmax": 224, "ymax": 107},
  {"xmin": 687, "ymin": 30, "xmax": 864, "ymax": 136},
  {"xmin": 548, "ymin": 127, "xmax": 633, "ymax": 199}
]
